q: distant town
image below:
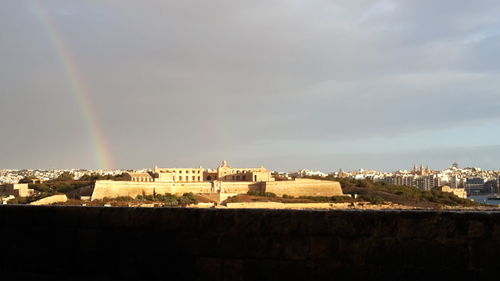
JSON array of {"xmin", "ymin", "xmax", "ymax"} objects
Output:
[
  {"xmin": 0, "ymin": 162, "xmax": 498, "ymax": 208},
  {"xmin": 2, "ymin": 162, "xmax": 498, "ymax": 195},
  {"xmin": 301, "ymin": 163, "xmax": 500, "ymax": 196}
]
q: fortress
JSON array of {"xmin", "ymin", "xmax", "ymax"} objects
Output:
[{"xmin": 91, "ymin": 160, "xmax": 343, "ymax": 201}]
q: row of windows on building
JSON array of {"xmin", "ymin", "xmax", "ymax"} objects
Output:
[
  {"xmin": 167, "ymin": 175, "xmax": 257, "ymax": 182},
  {"xmin": 161, "ymin": 170, "xmax": 202, "ymax": 174},
  {"xmin": 132, "ymin": 177, "xmax": 153, "ymax": 182},
  {"xmin": 132, "ymin": 174, "xmax": 258, "ymax": 182},
  {"xmin": 177, "ymin": 176, "xmax": 202, "ymax": 181}
]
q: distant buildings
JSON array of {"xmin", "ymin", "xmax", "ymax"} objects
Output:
[
  {"xmin": 125, "ymin": 160, "xmax": 273, "ymax": 183},
  {"xmin": 294, "ymin": 169, "xmax": 328, "ymax": 178},
  {"xmin": 0, "ymin": 183, "xmax": 35, "ymax": 203},
  {"xmin": 329, "ymin": 163, "xmax": 499, "ymax": 197},
  {"xmin": 436, "ymin": 185, "xmax": 467, "ymax": 199},
  {"xmin": 382, "ymin": 175, "xmax": 441, "ymax": 191},
  {"xmin": 0, "ymin": 169, "xmax": 126, "ymax": 185}
]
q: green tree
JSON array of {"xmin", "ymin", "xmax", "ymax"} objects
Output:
[
  {"xmin": 18, "ymin": 176, "xmax": 36, "ymax": 184},
  {"xmin": 55, "ymin": 172, "xmax": 74, "ymax": 181}
]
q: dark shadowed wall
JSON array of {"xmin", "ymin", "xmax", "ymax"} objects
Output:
[{"xmin": 0, "ymin": 206, "xmax": 499, "ymax": 280}]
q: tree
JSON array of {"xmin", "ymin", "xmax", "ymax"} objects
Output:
[
  {"xmin": 18, "ymin": 176, "xmax": 36, "ymax": 184},
  {"xmin": 55, "ymin": 172, "xmax": 74, "ymax": 181}
]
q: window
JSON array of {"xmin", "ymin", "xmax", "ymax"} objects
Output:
[
  {"xmin": 192, "ymin": 176, "xmax": 195, "ymax": 180},
  {"xmin": 198, "ymin": 176, "xmax": 201, "ymax": 181},
  {"xmin": 179, "ymin": 176, "xmax": 183, "ymax": 181}
]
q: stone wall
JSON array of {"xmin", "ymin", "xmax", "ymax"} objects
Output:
[
  {"xmin": 29, "ymin": 194, "xmax": 68, "ymax": 205},
  {"xmin": 264, "ymin": 179, "xmax": 343, "ymax": 197},
  {"xmin": 200, "ymin": 193, "xmax": 239, "ymax": 203},
  {"xmin": 1, "ymin": 183, "xmax": 34, "ymax": 197},
  {"xmin": 92, "ymin": 179, "xmax": 342, "ymax": 201},
  {"xmin": 91, "ymin": 180, "xmax": 213, "ymax": 200},
  {"xmin": 0, "ymin": 206, "xmax": 498, "ymax": 280},
  {"xmin": 220, "ymin": 181, "xmax": 264, "ymax": 193},
  {"xmin": 173, "ymin": 182, "xmax": 213, "ymax": 195},
  {"xmin": 92, "ymin": 180, "xmax": 174, "ymax": 200}
]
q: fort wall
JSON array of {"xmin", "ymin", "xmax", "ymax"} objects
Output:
[
  {"xmin": 92, "ymin": 179, "xmax": 343, "ymax": 200},
  {"xmin": 264, "ymin": 179, "xmax": 343, "ymax": 197},
  {"xmin": 173, "ymin": 182, "xmax": 213, "ymax": 195},
  {"xmin": 29, "ymin": 194, "xmax": 68, "ymax": 205},
  {"xmin": 219, "ymin": 181, "xmax": 264, "ymax": 193},
  {"xmin": 92, "ymin": 181, "xmax": 174, "ymax": 200}
]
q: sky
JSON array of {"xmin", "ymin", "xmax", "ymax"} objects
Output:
[{"xmin": 1, "ymin": 0, "xmax": 500, "ymax": 172}]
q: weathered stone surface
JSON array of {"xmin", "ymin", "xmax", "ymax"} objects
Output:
[
  {"xmin": 309, "ymin": 235, "xmax": 339, "ymax": 259},
  {"xmin": 468, "ymin": 220, "xmax": 486, "ymax": 238},
  {"xmin": 222, "ymin": 259, "xmax": 244, "ymax": 281},
  {"xmin": 0, "ymin": 205, "xmax": 499, "ymax": 281}
]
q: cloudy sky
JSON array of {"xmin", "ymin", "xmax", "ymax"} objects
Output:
[{"xmin": 1, "ymin": 0, "xmax": 500, "ymax": 172}]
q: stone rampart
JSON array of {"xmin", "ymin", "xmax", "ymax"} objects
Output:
[
  {"xmin": 92, "ymin": 179, "xmax": 342, "ymax": 201},
  {"xmin": 91, "ymin": 181, "xmax": 214, "ymax": 200},
  {"xmin": 264, "ymin": 179, "xmax": 343, "ymax": 197},
  {"xmin": 0, "ymin": 206, "xmax": 498, "ymax": 280},
  {"xmin": 172, "ymin": 182, "xmax": 213, "ymax": 195},
  {"xmin": 200, "ymin": 193, "xmax": 239, "ymax": 203},
  {"xmin": 91, "ymin": 180, "xmax": 174, "ymax": 200},
  {"xmin": 220, "ymin": 181, "xmax": 264, "ymax": 193},
  {"xmin": 29, "ymin": 194, "xmax": 68, "ymax": 205}
]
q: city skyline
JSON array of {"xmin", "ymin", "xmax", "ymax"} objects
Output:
[{"xmin": 1, "ymin": 1, "xmax": 500, "ymax": 170}]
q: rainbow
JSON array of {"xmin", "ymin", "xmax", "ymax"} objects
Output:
[{"xmin": 32, "ymin": 1, "xmax": 114, "ymax": 169}]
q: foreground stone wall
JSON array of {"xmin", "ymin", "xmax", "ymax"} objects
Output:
[
  {"xmin": 0, "ymin": 206, "xmax": 498, "ymax": 280},
  {"xmin": 264, "ymin": 179, "xmax": 343, "ymax": 197}
]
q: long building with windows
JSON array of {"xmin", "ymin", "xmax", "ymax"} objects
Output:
[{"xmin": 126, "ymin": 160, "xmax": 272, "ymax": 183}]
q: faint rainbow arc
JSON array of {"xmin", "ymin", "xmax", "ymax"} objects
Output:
[{"xmin": 33, "ymin": 1, "xmax": 114, "ymax": 169}]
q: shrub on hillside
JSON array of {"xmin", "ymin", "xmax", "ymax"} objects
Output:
[
  {"xmin": 247, "ymin": 191, "xmax": 277, "ymax": 197},
  {"xmin": 178, "ymin": 193, "xmax": 197, "ymax": 206},
  {"xmin": 359, "ymin": 195, "xmax": 384, "ymax": 205},
  {"xmin": 297, "ymin": 195, "xmax": 354, "ymax": 203},
  {"xmin": 115, "ymin": 196, "xmax": 133, "ymax": 202}
]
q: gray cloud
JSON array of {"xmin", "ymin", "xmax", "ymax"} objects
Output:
[{"xmin": 1, "ymin": 0, "xmax": 499, "ymax": 170}]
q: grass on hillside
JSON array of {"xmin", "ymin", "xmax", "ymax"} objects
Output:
[{"xmin": 307, "ymin": 176, "xmax": 480, "ymax": 207}]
